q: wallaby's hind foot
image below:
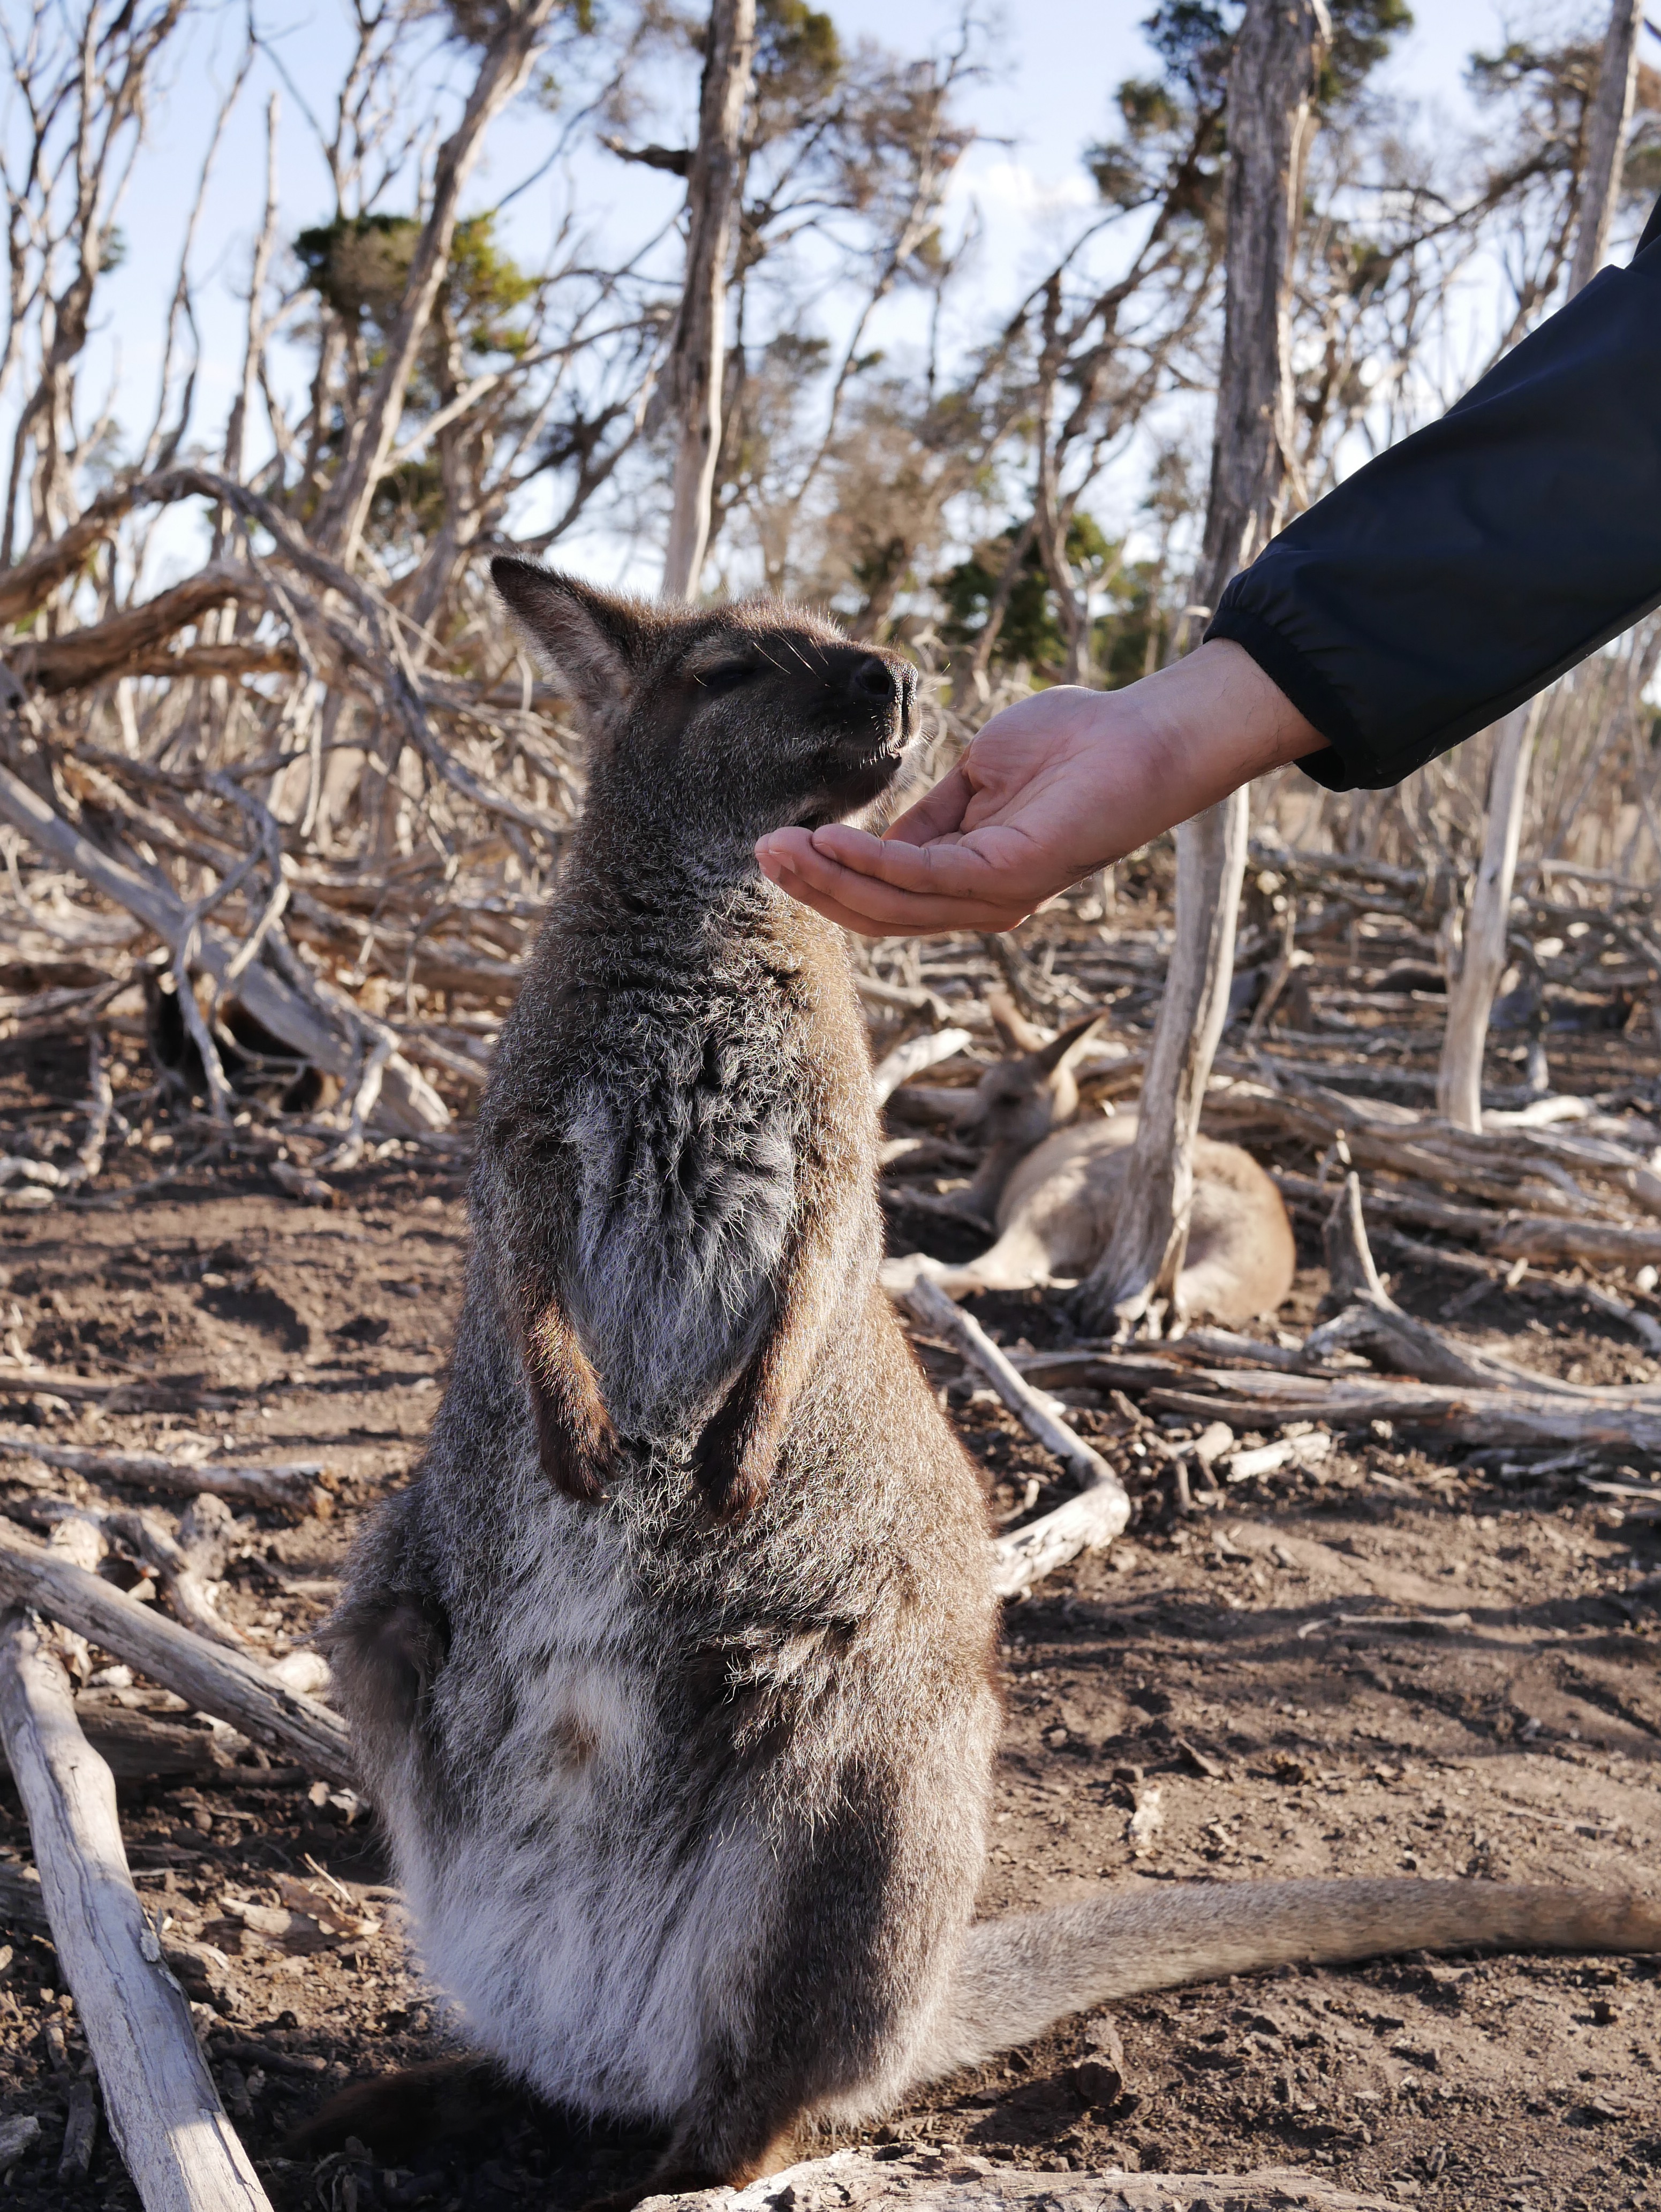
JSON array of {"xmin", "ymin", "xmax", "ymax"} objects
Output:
[
  {"xmin": 582, "ymin": 2128, "xmax": 803, "ymax": 2212},
  {"xmin": 285, "ymin": 2056, "xmax": 531, "ymax": 2159},
  {"xmin": 925, "ymin": 1877, "xmax": 1661, "ymax": 2078}
]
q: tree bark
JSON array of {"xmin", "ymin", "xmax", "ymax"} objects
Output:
[
  {"xmin": 1436, "ymin": 699, "xmax": 1539, "ymax": 1133},
  {"xmin": 1081, "ymin": 0, "xmax": 1327, "ymax": 1331},
  {"xmin": 0, "ymin": 1612, "xmax": 272, "ymax": 2211},
  {"xmin": 314, "ymin": 0, "xmax": 558, "ymax": 570},
  {"xmin": 1567, "ymin": 0, "xmax": 1644, "ymax": 299},
  {"xmin": 660, "ymin": 0, "xmax": 757, "ymax": 601}
]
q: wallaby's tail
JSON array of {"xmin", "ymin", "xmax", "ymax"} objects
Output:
[{"xmin": 922, "ymin": 1880, "xmax": 1661, "ymax": 2078}]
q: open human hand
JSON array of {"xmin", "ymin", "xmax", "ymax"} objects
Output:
[{"xmin": 754, "ymin": 641, "xmax": 1327, "ymax": 938}]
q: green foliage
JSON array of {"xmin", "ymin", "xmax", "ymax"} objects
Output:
[
  {"xmin": 1138, "ymin": 2, "xmax": 1233, "ymax": 104},
  {"xmin": 756, "ymin": 0, "xmax": 840, "ymax": 90},
  {"xmin": 1322, "ymin": 0, "xmax": 1414, "ymax": 109},
  {"xmin": 441, "ymin": 0, "xmax": 593, "ymax": 49},
  {"xmin": 1089, "ymin": 0, "xmax": 1413, "ymax": 209},
  {"xmin": 940, "ymin": 514, "xmax": 1162, "ymax": 679},
  {"xmin": 295, "ymin": 212, "xmax": 534, "ymax": 359}
]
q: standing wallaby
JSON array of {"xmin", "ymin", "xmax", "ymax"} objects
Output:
[{"xmin": 325, "ymin": 565, "xmax": 1659, "ymax": 2203}]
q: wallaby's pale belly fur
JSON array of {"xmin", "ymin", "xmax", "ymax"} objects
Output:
[{"xmin": 328, "ymin": 570, "xmax": 1659, "ymax": 2200}]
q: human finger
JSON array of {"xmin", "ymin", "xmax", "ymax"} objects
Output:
[
  {"xmin": 878, "ymin": 762, "xmax": 975, "ymax": 847},
  {"xmin": 804, "ymin": 821, "xmax": 1011, "ymax": 898},
  {"xmin": 759, "ymin": 850, "xmax": 1031, "ymax": 935}
]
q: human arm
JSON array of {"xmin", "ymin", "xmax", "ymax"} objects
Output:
[
  {"xmin": 755, "ymin": 639, "xmax": 1326, "ymax": 936},
  {"xmin": 1207, "ymin": 207, "xmax": 1661, "ymax": 788},
  {"xmin": 759, "ymin": 201, "xmax": 1661, "ymax": 936}
]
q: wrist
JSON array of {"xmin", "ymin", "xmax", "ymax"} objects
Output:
[{"xmin": 1115, "ymin": 641, "xmax": 1326, "ymax": 822}]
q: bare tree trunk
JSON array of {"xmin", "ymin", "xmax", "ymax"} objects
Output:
[
  {"xmin": 1436, "ymin": 699, "xmax": 1540, "ymax": 1132},
  {"xmin": 1567, "ymin": 0, "xmax": 1644, "ymax": 299},
  {"xmin": 1081, "ymin": 0, "xmax": 1327, "ymax": 1334},
  {"xmin": 660, "ymin": 0, "xmax": 757, "ymax": 601},
  {"xmin": 315, "ymin": 0, "xmax": 557, "ymax": 570}
]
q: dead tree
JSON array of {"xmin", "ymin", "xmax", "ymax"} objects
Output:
[
  {"xmin": 1567, "ymin": 0, "xmax": 1646, "ymax": 298},
  {"xmin": 313, "ymin": 0, "xmax": 562, "ymax": 571},
  {"xmin": 660, "ymin": 0, "xmax": 757, "ymax": 600},
  {"xmin": 1435, "ymin": 699, "xmax": 1542, "ymax": 1131},
  {"xmin": 1080, "ymin": 0, "xmax": 1329, "ymax": 1333},
  {"xmin": 1431, "ymin": 1, "xmax": 1640, "ymax": 1125}
]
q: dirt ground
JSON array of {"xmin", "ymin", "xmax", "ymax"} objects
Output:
[{"xmin": 0, "ymin": 1028, "xmax": 1657, "ymax": 2212}]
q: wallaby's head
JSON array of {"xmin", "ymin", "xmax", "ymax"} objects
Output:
[
  {"xmin": 492, "ymin": 558, "xmax": 917, "ymax": 854},
  {"xmin": 957, "ymin": 991, "xmax": 1107, "ymax": 1153},
  {"xmin": 946, "ymin": 991, "xmax": 1109, "ymax": 1223}
]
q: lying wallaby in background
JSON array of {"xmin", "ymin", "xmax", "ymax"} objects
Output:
[
  {"xmin": 919, "ymin": 990, "xmax": 1109, "ymax": 1225},
  {"xmin": 326, "ymin": 565, "xmax": 1659, "ymax": 2201},
  {"xmin": 885, "ymin": 1113, "xmax": 1296, "ymax": 1322},
  {"xmin": 885, "ymin": 1003, "xmax": 1295, "ymax": 1323}
]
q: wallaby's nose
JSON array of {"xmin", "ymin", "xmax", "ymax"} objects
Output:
[{"xmin": 849, "ymin": 654, "xmax": 896, "ymax": 706}]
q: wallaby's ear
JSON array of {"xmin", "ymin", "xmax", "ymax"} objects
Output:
[
  {"xmin": 490, "ymin": 557, "xmax": 649, "ymax": 715},
  {"xmin": 985, "ymin": 986, "xmax": 1045, "ymax": 1057},
  {"xmin": 1032, "ymin": 1008, "xmax": 1108, "ymax": 1078}
]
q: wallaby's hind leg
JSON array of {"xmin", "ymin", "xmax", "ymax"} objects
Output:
[
  {"xmin": 582, "ymin": 2113, "xmax": 802, "ymax": 2212},
  {"xmin": 920, "ymin": 1878, "xmax": 1661, "ymax": 2080},
  {"xmin": 286, "ymin": 2057, "xmax": 524, "ymax": 2158}
]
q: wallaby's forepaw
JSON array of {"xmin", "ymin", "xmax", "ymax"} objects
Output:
[
  {"xmin": 691, "ymin": 1424, "xmax": 776, "ymax": 1519},
  {"xmin": 526, "ymin": 1366, "xmax": 614, "ymax": 1503}
]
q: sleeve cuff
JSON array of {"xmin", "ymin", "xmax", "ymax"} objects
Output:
[{"xmin": 1203, "ymin": 603, "xmax": 1379, "ymax": 791}]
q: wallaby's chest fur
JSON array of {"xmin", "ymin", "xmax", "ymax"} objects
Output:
[{"xmin": 489, "ymin": 866, "xmax": 838, "ymax": 1441}]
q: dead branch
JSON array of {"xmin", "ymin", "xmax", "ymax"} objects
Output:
[
  {"xmin": 897, "ymin": 1276, "xmax": 1131, "ymax": 1597},
  {"xmin": 0, "ymin": 1610, "xmax": 274, "ymax": 2210},
  {"xmin": 0, "ymin": 1434, "xmax": 326, "ymax": 1514},
  {"xmin": 0, "ymin": 756, "xmax": 448, "ymax": 1138},
  {"xmin": 0, "ymin": 1519, "xmax": 354, "ymax": 1785},
  {"xmin": 7, "ymin": 567, "xmax": 267, "ymax": 695},
  {"xmin": 871, "ymin": 1027, "xmax": 974, "ymax": 1108}
]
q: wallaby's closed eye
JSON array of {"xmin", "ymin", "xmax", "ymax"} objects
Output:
[{"xmin": 323, "ymin": 565, "xmax": 1658, "ymax": 2205}]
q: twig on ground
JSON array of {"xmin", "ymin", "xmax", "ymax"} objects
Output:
[
  {"xmin": 897, "ymin": 1275, "xmax": 1131, "ymax": 1597},
  {"xmin": 0, "ymin": 1434, "xmax": 327, "ymax": 1514},
  {"xmin": 0, "ymin": 1518, "xmax": 354, "ymax": 1784}
]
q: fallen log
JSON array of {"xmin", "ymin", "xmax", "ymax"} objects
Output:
[
  {"xmin": 0, "ymin": 1520, "xmax": 354, "ymax": 1785},
  {"xmin": 636, "ymin": 2146, "xmax": 1406, "ymax": 2212},
  {"xmin": 1272, "ymin": 1166, "xmax": 1661, "ymax": 1267},
  {"xmin": 1308, "ymin": 1174, "xmax": 1649, "ymax": 1404},
  {"xmin": 0, "ymin": 1702, "xmax": 219, "ymax": 1791},
  {"xmin": 0, "ymin": 1610, "xmax": 273, "ymax": 2210},
  {"xmin": 897, "ymin": 1277, "xmax": 1130, "ymax": 1598},
  {"xmin": 0, "ymin": 1434, "xmax": 327, "ymax": 1514},
  {"xmin": 1146, "ymin": 1369, "xmax": 1661, "ymax": 1456}
]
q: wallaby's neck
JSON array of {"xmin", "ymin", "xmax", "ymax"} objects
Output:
[{"xmin": 553, "ymin": 799, "xmax": 810, "ymax": 989}]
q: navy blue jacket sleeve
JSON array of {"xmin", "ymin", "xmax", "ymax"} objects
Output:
[{"xmin": 1206, "ymin": 197, "xmax": 1661, "ymax": 791}]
